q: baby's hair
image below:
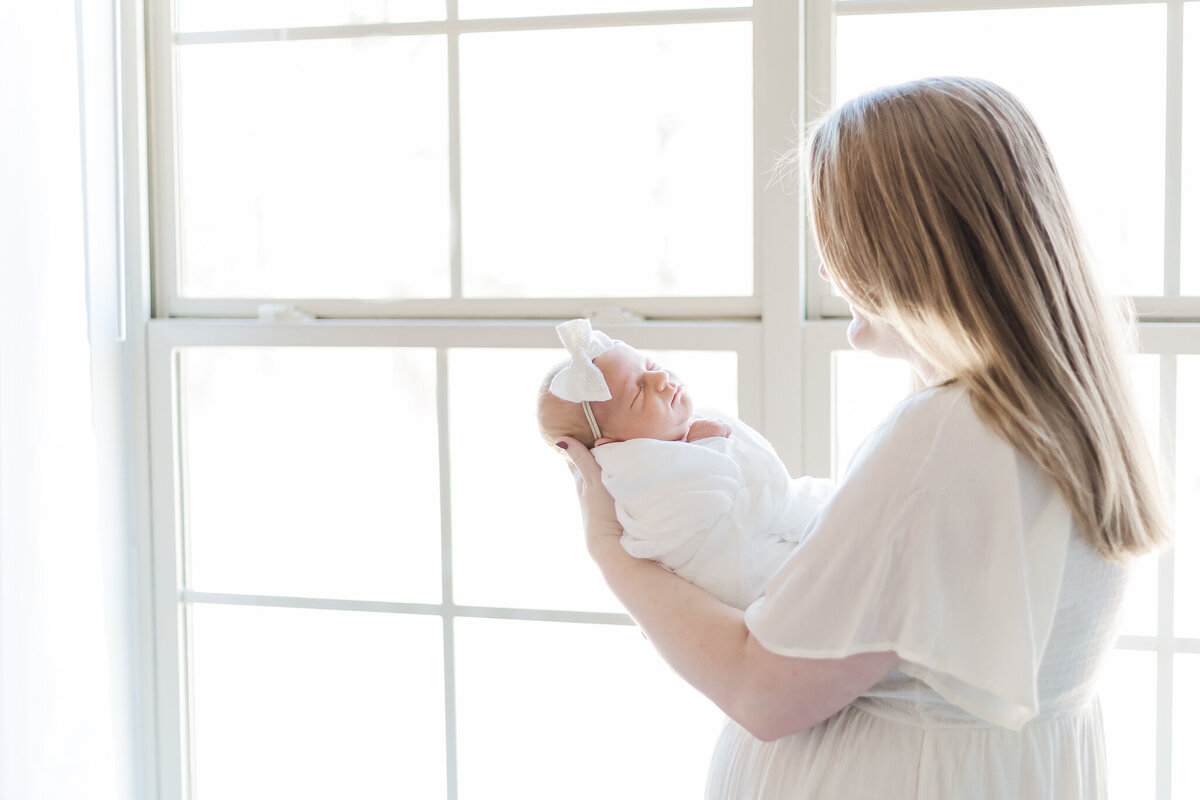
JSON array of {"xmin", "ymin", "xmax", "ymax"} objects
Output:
[{"xmin": 536, "ymin": 359, "xmax": 599, "ymax": 449}]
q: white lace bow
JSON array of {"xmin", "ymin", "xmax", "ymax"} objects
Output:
[{"xmin": 549, "ymin": 318, "xmax": 615, "ymax": 403}]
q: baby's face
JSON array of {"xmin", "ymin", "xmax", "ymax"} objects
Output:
[{"xmin": 591, "ymin": 342, "xmax": 693, "ymax": 443}]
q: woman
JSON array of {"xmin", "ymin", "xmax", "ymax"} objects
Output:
[{"xmin": 557, "ymin": 77, "xmax": 1168, "ymax": 798}]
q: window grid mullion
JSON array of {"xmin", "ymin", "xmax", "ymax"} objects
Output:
[
  {"xmin": 176, "ymin": 590, "xmax": 635, "ymax": 626},
  {"xmin": 173, "ymin": 348, "xmax": 201, "ymax": 800},
  {"xmin": 448, "ymin": 0, "xmax": 463, "ymax": 300},
  {"xmin": 836, "ymin": 0, "xmax": 1168, "ymax": 15},
  {"xmin": 1156, "ymin": 352, "xmax": 1178, "ymax": 799},
  {"xmin": 1164, "ymin": 0, "xmax": 1185, "ymax": 296},
  {"xmin": 170, "ymin": 8, "xmax": 753, "ymax": 47},
  {"xmin": 756, "ymin": 0, "xmax": 806, "ymax": 468},
  {"xmin": 802, "ymin": 0, "xmax": 837, "ymax": 322},
  {"xmin": 151, "ymin": 0, "xmax": 180, "ymax": 318},
  {"xmin": 437, "ymin": 346, "xmax": 459, "ymax": 800},
  {"xmin": 148, "ymin": 328, "xmax": 187, "ymax": 800},
  {"xmin": 1157, "ymin": 635, "xmax": 1175, "ymax": 799}
]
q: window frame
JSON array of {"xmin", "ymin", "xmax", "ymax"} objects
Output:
[
  {"xmin": 147, "ymin": 4, "xmax": 771, "ymax": 322},
  {"xmin": 131, "ymin": 0, "xmax": 1200, "ymax": 798}
]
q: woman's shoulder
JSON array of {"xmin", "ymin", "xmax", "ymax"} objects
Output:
[
  {"xmin": 881, "ymin": 381, "xmax": 1002, "ymax": 445},
  {"xmin": 856, "ymin": 382, "xmax": 965, "ymax": 451},
  {"xmin": 847, "ymin": 382, "xmax": 1013, "ymax": 484},
  {"xmin": 887, "ymin": 380, "xmax": 969, "ymax": 425}
]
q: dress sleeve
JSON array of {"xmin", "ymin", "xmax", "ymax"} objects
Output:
[{"xmin": 743, "ymin": 387, "xmax": 1072, "ymax": 730}]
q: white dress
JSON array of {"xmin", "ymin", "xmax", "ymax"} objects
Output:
[
  {"xmin": 707, "ymin": 384, "xmax": 1128, "ymax": 799},
  {"xmin": 593, "ymin": 413, "xmax": 836, "ymax": 609}
]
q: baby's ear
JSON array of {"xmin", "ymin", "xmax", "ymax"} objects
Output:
[{"xmin": 594, "ymin": 437, "xmax": 615, "ymax": 447}]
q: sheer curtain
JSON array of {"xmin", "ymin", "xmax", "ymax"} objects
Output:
[{"xmin": 1, "ymin": 2, "xmax": 135, "ymax": 798}]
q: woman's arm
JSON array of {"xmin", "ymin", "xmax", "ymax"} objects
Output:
[{"xmin": 559, "ymin": 437, "xmax": 898, "ymax": 742}]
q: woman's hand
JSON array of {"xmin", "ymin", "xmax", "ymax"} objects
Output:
[{"xmin": 556, "ymin": 437, "xmax": 624, "ymax": 558}]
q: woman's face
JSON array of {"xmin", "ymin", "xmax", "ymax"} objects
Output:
[
  {"xmin": 818, "ymin": 262, "xmax": 902, "ymax": 358},
  {"xmin": 846, "ymin": 305, "xmax": 912, "ymax": 360},
  {"xmin": 821, "ymin": 262, "xmax": 943, "ymax": 384}
]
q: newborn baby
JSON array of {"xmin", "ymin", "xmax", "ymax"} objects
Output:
[{"xmin": 538, "ymin": 319, "xmax": 835, "ymax": 609}]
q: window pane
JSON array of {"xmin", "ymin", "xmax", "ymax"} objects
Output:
[
  {"xmin": 177, "ymin": 38, "xmax": 449, "ymax": 298},
  {"xmin": 1175, "ymin": 654, "xmax": 1200, "ymax": 800},
  {"xmin": 459, "ymin": 23, "xmax": 752, "ymax": 297},
  {"xmin": 177, "ymin": 0, "xmax": 444, "ymax": 32},
  {"xmin": 832, "ymin": 350, "xmax": 912, "ymax": 480},
  {"xmin": 448, "ymin": 346, "xmax": 737, "ymax": 611},
  {"xmin": 836, "ymin": 5, "xmax": 1166, "ymax": 297},
  {"xmin": 181, "ymin": 348, "xmax": 442, "ymax": 603},
  {"xmin": 1176, "ymin": 355, "xmax": 1200, "ymax": 637},
  {"xmin": 459, "ymin": 0, "xmax": 747, "ymax": 18},
  {"xmin": 189, "ymin": 604, "xmax": 445, "ymax": 800},
  {"xmin": 1122, "ymin": 355, "xmax": 1161, "ymax": 636},
  {"xmin": 1183, "ymin": 4, "xmax": 1200, "ymax": 295},
  {"xmin": 455, "ymin": 618, "xmax": 721, "ymax": 800},
  {"xmin": 1098, "ymin": 649, "xmax": 1157, "ymax": 800}
]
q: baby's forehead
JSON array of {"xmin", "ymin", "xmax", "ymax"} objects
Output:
[
  {"xmin": 596, "ymin": 343, "xmax": 645, "ymax": 394},
  {"xmin": 609, "ymin": 340, "xmax": 642, "ymax": 360},
  {"xmin": 598, "ymin": 342, "xmax": 643, "ymax": 372}
]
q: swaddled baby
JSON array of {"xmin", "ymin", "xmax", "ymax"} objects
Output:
[{"xmin": 538, "ymin": 319, "xmax": 835, "ymax": 609}]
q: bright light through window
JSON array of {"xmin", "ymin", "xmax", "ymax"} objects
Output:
[
  {"xmin": 180, "ymin": 347, "xmax": 442, "ymax": 603},
  {"xmin": 836, "ymin": 4, "xmax": 1166, "ymax": 297},
  {"xmin": 177, "ymin": 38, "xmax": 450, "ymax": 299},
  {"xmin": 454, "ymin": 618, "xmax": 720, "ymax": 800},
  {"xmin": 459, "ymin": 23, "xmax": 752, "ymax": 298},
  {"xmin": 189, "ymin": 604, "xmax": 446, "ymax": 799}
]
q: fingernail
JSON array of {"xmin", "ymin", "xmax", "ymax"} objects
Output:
[{"xmin": 556, "ymin": 441, "xmax": 569, "ymax": 450}]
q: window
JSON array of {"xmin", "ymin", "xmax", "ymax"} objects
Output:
[{"xmin": 138, "ymin": 1, "xmax": 1199, "ymax": 798}]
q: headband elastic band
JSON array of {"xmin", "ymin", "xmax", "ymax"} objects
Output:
[{"xmin": 581, "ymin": 400, "xmax": 602, "ymax": 442}]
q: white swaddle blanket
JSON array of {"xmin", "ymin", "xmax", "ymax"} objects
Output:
[{"xmin": 593, "ymin": 413, "xmax": 836, "ymax": 609}]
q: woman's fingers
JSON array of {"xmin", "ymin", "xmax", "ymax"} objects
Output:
[
  {"xmin": 555, "ymin": 436, "xmax": 623, "ymax": 546},
  {"xmin": 556, "ymin": 436, "xmax": 601, "ymax": 485}
]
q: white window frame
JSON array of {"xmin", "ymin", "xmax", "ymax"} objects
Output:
[
  {"xmin": 126, "ymin": 0, "xmax": 1200, "ymax": 798},
  {"xmin": 146, "ymin": 4, "xmax": 771, "ymax": 322}
]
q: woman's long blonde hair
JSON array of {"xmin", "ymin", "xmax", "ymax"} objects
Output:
[{"xmin": 807, "ymin": 76, "xmax": 1168, "ymax": 561}]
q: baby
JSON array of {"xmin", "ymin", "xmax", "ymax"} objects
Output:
[{"xmin": 538, "ymin": 319, "xmax": 835, "ymax": 609}]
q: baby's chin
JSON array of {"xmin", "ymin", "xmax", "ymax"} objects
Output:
[{"xmin": 677, "ymin": 389, "xmax": 695, "ymax": 417}]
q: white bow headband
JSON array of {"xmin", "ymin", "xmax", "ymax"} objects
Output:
[{"xmin": 549, "ymin": 318, "xmax": 615, "ymax": 441}]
